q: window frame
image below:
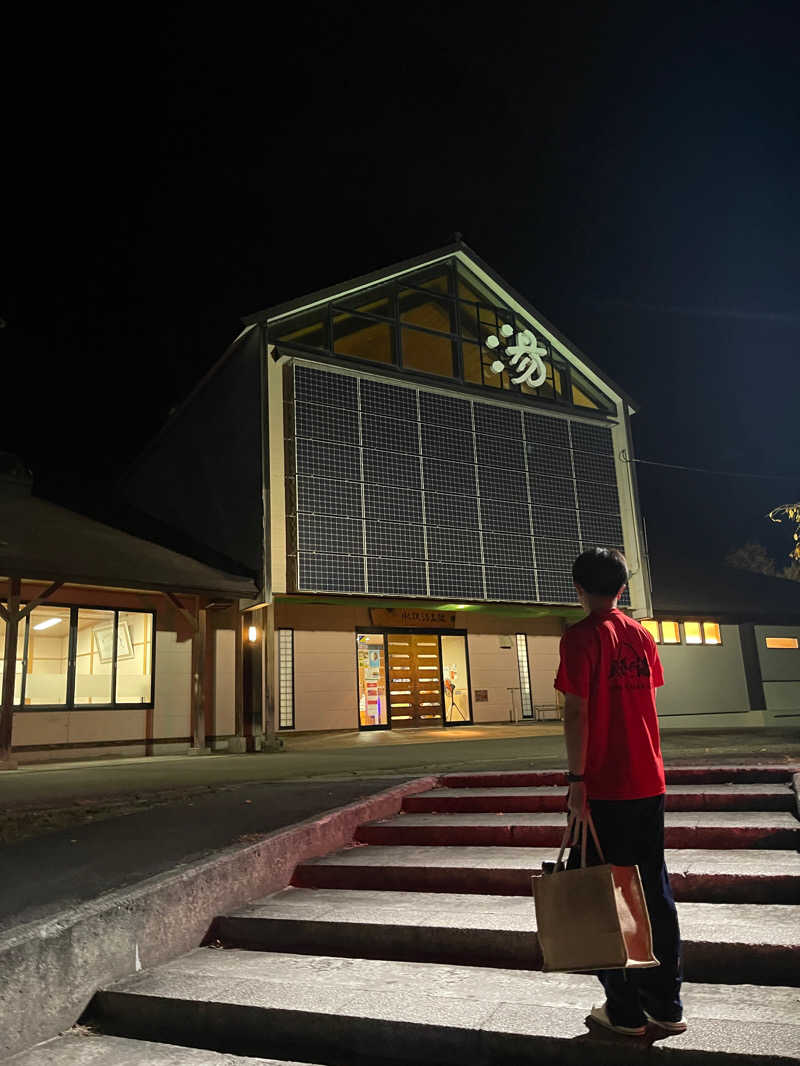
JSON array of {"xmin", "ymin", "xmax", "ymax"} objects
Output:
[
  {"xmin": 3, "ymin": 603, "xmax": 157, "ymax": 711},
  {"xmin": 270, "ymin": 260, "xmax": 616, "ymax": 416},
  {"xmin": 277, "ymin": 627, "xmax": 295, "ymax": 729},
  {"xmin": 645, "ymin": 619, "xmax": 723, "ymax": 646},
  {"xmin": 764, "ymin": 636, "xmax": 799, "ymax": 650}
]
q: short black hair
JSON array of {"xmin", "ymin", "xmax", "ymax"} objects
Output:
[{"xmin": 572, "ymin": 548, "xmax": 629, "ymax": 596}]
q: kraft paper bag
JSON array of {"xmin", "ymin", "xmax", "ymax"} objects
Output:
[{"xmin": 532, "ymin": 812, "xmax": 659, "ymax": 974}]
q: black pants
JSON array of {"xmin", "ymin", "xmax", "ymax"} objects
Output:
[{"xmin": 567, "ymin": 794, "xmax": 683, "ymax": 1027}]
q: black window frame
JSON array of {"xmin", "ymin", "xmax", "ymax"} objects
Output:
[
  {"xmin": 270, "ymin": 259, "xmax": 616, "ymax": 416},
  {"xmin": 3, "ymin": 603, "xmax": 157, "ymax": 711}
]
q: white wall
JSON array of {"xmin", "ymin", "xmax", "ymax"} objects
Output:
[
  {"xmin": 528, "ymin": 635, "xmax": 561, "ymax": 714},
  {"xmin": 152, "ymin": 631, "xmax": 191, "ymax": 739},
  {"xmin": 654, "ymin": 625, "xmax": 758, "ymax": 729},
  {"xmin": 292, "ymin": 630, "xmax": 358, "ymax": 731},
  {"xmin": 214, "ymin": 629, "xmax": 236, "ymax": 736},
  {"xmin": 466, "ymin": 633, "xmax": 518, "ymax": 722}
]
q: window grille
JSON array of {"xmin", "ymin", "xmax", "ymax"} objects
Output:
[
  {"xmin": 278, "ymin": 629, "xmax": 295, "ymax": 729},
  {"xmin": 515, "ymin": 634, "xmax": 534, "ymax": 719}
]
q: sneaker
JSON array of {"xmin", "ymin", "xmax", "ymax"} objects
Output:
[
  {"xmin": 644, "ymin": 1011, "xmax": 687, "ymax": 1033},
  {"xmin": 589, "ymin": 1003, "xmax": 647, "ymax": 1037}
]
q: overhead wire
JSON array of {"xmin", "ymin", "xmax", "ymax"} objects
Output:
[{"xmin": 619, "ymin": 452, "xmax": 799, "ymax": 481}]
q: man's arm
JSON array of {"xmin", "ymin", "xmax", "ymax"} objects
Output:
[{"xmin": 563, "ymin": 691, "xmax": 589, "ymax": 820}]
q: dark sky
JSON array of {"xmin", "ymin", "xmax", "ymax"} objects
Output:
[{"xmin": 6, "ymin": 1, "xmax": 799, "ymax": 571}]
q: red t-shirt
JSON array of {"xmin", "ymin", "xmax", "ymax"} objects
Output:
[{"xmin": 555, "ymin": 609, "xmax": 665, "ymax": 801}]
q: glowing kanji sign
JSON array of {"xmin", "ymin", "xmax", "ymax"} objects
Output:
[{"xmin": 485, "ymin": 323, "xmax": 548, "ymax": 387}]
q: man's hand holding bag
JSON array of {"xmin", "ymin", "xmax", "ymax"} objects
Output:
[{"xmin": 532, "ymin": 810, "xmax": 660, "ymax": 974}]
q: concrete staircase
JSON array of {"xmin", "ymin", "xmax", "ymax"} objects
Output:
[{"xmin": 14, "ymin": 767, "xmax": 800, "ymax": 1065}]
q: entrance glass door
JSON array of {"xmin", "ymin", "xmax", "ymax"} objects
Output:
[{"xmin": 387, "ymin": 633, "xmax": 443, "ymax": 727}]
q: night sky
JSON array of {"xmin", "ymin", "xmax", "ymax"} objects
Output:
[{"xmin": 6, "ymin": 2, "xmax": 799, "ymax": 575}]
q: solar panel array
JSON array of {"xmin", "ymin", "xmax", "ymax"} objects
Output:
[{"xmin": 287, "ymin": 363, "xmax": 629, "ymax": 605}]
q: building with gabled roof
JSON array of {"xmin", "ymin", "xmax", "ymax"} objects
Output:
[{"xmin": 121, "ymin": 241, "xmax": 652, "ymax": 735}]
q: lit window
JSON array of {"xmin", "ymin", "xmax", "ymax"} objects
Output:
[
  {"xmin": 641, "ymin": 620, "xmax": 660, "ymax": 642},
  {"xmin": 703, "ymin": 622, "xmax": 722, "ymax": 645},
  {"xmin": 684, "ymin": 622, "xmax": 702, "ymax": 644},
  {"xmin": 765, "ymin": 636, "xmax": 799, "ymax": 649},
  {"xmin": 661, "ymin": 621, "xmax": 680, "ymax": 644}
]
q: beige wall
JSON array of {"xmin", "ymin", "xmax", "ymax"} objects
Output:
[
  {"xmin": 466, "ymin": 633, "xmax": 518, "ymax": 722},
  {"xmin": 277, "ymin": 599, "xmax": 566, "ymax": 730},
  {"xmin": 293, "ymin": 629, "xmax": 358, "ymax": 731},
  {"xmin": 528, "ymin": 635, "xmax": 561, "ymax": 713},
  {"xmin": 214, "ymin": 629, "xmax": 236, "ymax": 736},
  {"xmin": 11, "ymin": 626, "xmax": 193, "ymax": 757},
  {"xmin": 153, "ymin": 631, "xmax": 192, "ymax": 739}
]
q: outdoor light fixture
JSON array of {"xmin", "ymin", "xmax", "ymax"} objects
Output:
[
  {"xmin": 248, "ymin": 625, "xmax": 258, "ymax": 643},
  {"xmin": 33, "ymin": 617, "xmax": 62, "ymax": 631}
]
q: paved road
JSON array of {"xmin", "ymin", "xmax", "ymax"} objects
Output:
[
  {"xmin": 0, "ymin": 776, "xmax": 415, "ymax": 932},
  {"xmin": 0, "ymin": 725, "xmax": 797, "ymax": 934}
]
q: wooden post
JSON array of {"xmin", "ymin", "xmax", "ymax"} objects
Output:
[
  {"xmin": 0, "ymin": 578, "xmax": 21, "ymax": 768},
  {"xmin": 189, "ymin": 603, "xmax": 209, "ymax": 753}
]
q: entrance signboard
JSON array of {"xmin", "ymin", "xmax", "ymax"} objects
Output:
[{"xmin": 369, "ymin": 608, "xmax": 457, "ymax": 629}]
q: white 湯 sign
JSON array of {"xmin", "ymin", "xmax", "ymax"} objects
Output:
[{"xmin": 486, "ymin": 323, "xmax": 548, "ymax": 387}]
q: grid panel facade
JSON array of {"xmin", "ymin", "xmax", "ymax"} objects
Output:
[
  {"xmin": 295, "ymin": 402, "xmax": 360, "ymax": 446},
  {"xmin": 297, "ymin": 476, "xmax": 362, "ymax": 518},
  {"xmin": 366, "ymin": 521, "xmax": 426, "ymax": 560},
  {"xmin": 363, "ymin": 448, "xmax": 421, "ymax": 488},
  {"xmin": 485, "ymin": 567, "xmax": 538, "ymax": 601},
  {"xmin": 289, "ymin": 363, "xmax": 627, "ymax": 603},
  {"xmin": 427, "ymin": 526, "xmax": 483, "ymax": 564}
]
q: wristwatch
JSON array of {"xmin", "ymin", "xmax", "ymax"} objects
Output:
[{"xmin": 566, "ymin": 772, "xmax": 585, "ymax": 782}]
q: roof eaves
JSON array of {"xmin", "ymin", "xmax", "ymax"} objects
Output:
[
  {"xmin": 241, "ymin": 242, "xmax": 464, "ymax": 326},
  {"xmin": 454, "ymin": 242, "xmax": 640, "ymax": 413}
]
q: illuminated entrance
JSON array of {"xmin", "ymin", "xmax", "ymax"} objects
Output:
[{"xmin": 356, "ymin": 630, "xmax": 472, "ymax": 729}]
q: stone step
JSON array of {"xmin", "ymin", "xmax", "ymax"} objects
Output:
[
  {"xmin": 441, "ymin": 766, "xmax": 798, "ymax": 788},
  {"xmin": 404, "ymin": 784, "xmax": 796, "ymax": 814},
  {"xmin": 357, "ymin": 811, "xmax": 800, "ymax": 850},
  {"xmin": 292, "ymin": 845, "xmax": 800, "ymax": 903},
  {"xmin": 86, "ymin": 948, "xmax": 800, "ymax": 1064},
  {"xmin": 213, "ymin": 887, "xmax": 800, "ymax": 987},
  {"xmin": 5, "ymin": 1030, "xmax": 317, "ymax": 1065}
]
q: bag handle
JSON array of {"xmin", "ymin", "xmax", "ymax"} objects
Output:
[{"xmin": 554, "ymin": 808, "xmax": 606, "ymax": 870}]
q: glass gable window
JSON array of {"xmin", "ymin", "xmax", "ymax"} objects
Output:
[
  {"xmin": 270, "ymin": 259, "xmax": 616, "ymax": 414},
  {"xmin": 1, "ymin": 604, "xmax": 156, "ymax": 708}
]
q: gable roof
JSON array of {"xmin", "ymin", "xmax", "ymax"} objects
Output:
[
  {"xmin": 242, "ymin": 239, "xmax": 638, "ymax": 413},
  {"xmin": 0, "ymin": 487, "xmax": 258, "ymax": 599}
]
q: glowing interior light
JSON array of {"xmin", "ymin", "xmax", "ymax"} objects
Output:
[
  {"xmin": 33, "ymin": 617, "xmax": 62, "ymax": 631},
  {"xmin": 248, "ymin": 625, "xmax": 258, "ymax": 643}
]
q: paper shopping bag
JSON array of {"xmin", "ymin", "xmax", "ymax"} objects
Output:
[{"xmin": 532, "ymin": 813, "xmax": 659, "ymax": 973}]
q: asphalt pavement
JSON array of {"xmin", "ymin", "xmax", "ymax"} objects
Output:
[{"xmin": 0, "ymin": 723, "xmax": 797, "ymax": 934}]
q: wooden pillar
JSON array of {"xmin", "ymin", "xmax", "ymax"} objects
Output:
[
  {"xmin": 0, "ymin": 578, "xmax": 20, "ymax": 768},
  {"xmin": 190, "ymin": 604, "xmax": 209, "ymax": 753}
]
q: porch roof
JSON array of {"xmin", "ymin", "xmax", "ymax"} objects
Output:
[{"xmin": 0, "ymin": 488, "xmax": 258, "ymax": 599}]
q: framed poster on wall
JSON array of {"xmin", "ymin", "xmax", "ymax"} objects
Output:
[{"xmin": 94, "ymin": 621, "xmax": 135, "ymax": 663}]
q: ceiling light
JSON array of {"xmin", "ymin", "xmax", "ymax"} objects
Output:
[{"xmin": 33, "ymin": 617, "xmax": 62, "ymax": 631}]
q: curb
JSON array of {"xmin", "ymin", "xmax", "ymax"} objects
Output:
[{"xmin": 0, "ymin": 775, "xmax": 436, "ymax": 1060}]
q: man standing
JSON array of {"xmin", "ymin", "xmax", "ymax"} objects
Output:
[{"xmin": 555, "ymin": 547, "xmax": 685, "ymax": 1037}]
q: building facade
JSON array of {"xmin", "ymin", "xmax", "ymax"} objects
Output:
[{"xmin": 126, "ymin": 241, "xmax": 655, "ymax": 735}]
